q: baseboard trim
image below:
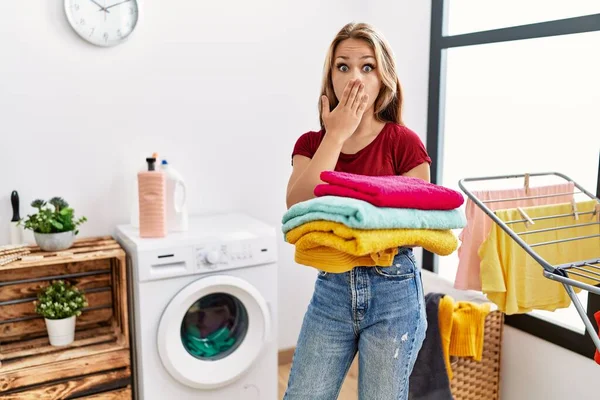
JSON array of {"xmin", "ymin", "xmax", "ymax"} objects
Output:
[{"xmin": 278, "ymin": 348, "xmax": 295, "ymax": 365}]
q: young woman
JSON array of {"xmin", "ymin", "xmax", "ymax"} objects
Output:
[{"xmin": 284, "ymin": 22, "xmax": 431, "ymax": 400}]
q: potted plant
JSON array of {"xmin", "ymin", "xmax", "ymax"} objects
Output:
[
  {"xmin": 19, "ymin": 197, "xmax": 87, "ymax": 251},
  {"xmin": 34, "ymin": 280, "xmax": 88, "ymax": 346}
]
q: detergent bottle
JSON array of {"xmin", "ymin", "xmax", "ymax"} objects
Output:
[
  {"xmin": 161, "ymin": 159, "xmax": 189, "ymax": 232},
  {"xmin": 137, "ymin": 154, "xmax": 167, "ymax": 237}
]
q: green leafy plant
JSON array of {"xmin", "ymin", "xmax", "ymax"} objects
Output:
[
  {"xmin": 19, "ymin": 197, "xmax": 87, "ymax": 234},
  {"xmin": 34, "ymin": 280, "xmax": 88, "ymax": 320}
]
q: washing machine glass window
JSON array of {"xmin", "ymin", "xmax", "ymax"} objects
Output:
[
  {"xmin": 157, "ymin": 275, "xmax": 272, "ymax": 389},
  {"xmin": 180, "ymin": 293, "xmax": 248, "ymax": 361}
]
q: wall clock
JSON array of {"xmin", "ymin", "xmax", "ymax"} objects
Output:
[{"xmin": 64, "ymin": 0, "xmax": 139, "ymax": 47}]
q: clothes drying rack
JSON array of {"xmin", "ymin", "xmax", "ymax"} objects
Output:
[{"xmin": 458, "ymin": 171, "xmax": 600, "ymax": 353}]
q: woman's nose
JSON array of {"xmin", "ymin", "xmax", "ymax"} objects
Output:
[
  {"xmin": 351, "ymin": 69, "xmax": 363, "ymax": 80},
  {"xmin": 348, "ymin": 75, "xmax": 363, "ymax": 87}
]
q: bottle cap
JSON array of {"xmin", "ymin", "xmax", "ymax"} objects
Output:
[{"xmin": 146, "ymin": 156, "xmax": 157, "ymax": 171}]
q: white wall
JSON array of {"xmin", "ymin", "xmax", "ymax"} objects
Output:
[
  {"xmin": 0, "ymin": 0, "xmax": 362, "ymax": 350},
  {"xmin": 0, "ymin": 0, "xmax": 430, "ymax": 351},
  {"xmin": 2, "ymin": 1, "xmax": 597, "ymax": 398},
  {"xmin": 501, "ymin": 326, "xmax": 598, "ymax": 400}
]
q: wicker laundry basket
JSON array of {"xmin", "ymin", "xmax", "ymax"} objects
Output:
[{"xmin": 450, "ymin": 310, "xmax": 504, "ymax": 400}]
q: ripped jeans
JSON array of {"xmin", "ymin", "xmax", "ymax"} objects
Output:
[{"xmin": 283, "ymin": 247, "xmax": 427, "ymax": 400}]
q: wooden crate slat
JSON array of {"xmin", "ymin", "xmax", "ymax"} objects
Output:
[
  {"xmin": 6, "ymin": 250, "xmax": 126, "ymax": 270},
  {"xmin": 114, "ymin": 255, "xmax": 130, "ymax": 345},
  {"xmin": 1, "ymin": 333, "xmax": 119, "ymax": 362},
  {"xmin": 25, "ymin": 243, "xmax": 122, "ymax": 257},
  {"xmin": 0, "ymin": 368, "xmax": 130, "ymax": 400},
  {"xmin": 0, "ymin": 326, "xmax": 117, "ymax": 359},
  {"xmin": 0, "ymin": 348, "xmax": 130, "ymax": 393},
  {"xmin": 0, "ymin": 290, "xmax": 112, "ymax": 321},
  {"xmin": 80, "ymin": 385, "xmax": 132, "ymax": 400},
  {"xmin": 1, "ymin": 308, "xmax": 113, "ymax": 343},
  {"xmin": 110, "ymin": 258, "xmax": 121, "ymax": 345},
  {"xmin": 0, "ymin": 273, "xmax": 111, "ymax": 303},
  {"xmin": 0, "ymin": 259, "xmax": 111, "ymax": 282},
  {"xmin": 24, "ymin": 243, "xmax": 123, "ymax": 258},
  {"xmin": 3, "ymin": 237, "xmax": 121, "ymax": 268},
  {"xmin": 22, "ymin": 236, "xmax": 115, "ymax": 254},
  {"xmin": 1, "ymin": 341, "xmax": 128, "ymax": 373}
]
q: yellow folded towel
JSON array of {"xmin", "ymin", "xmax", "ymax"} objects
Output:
[
  {"xmin": 438, "ymin": 295, "xmax": 491, "ymax": 380},
  {"xmin": 285, "ymin": 220, "xmax": 459, "ymax": 258},
  {"xmin": 294, "ymin": 246, "xmax": 398, "ymax": 273}
]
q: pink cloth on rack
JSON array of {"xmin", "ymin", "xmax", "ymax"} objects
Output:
[
  {"xmin": 454, "ymin": 183, "xmax": 575, "ymax": 290},
  {"xmin": 314, "ymin": 171, "xmax": 464, "ymax": 210}
]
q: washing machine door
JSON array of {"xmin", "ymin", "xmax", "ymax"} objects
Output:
[{"xmin": 157, "ymin": 275, "xmax": 271, "ymax": 389}]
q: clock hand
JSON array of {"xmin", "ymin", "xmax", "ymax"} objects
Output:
[
  {"xmin": 105, "ymin": 0, "xmax": 131, "ymax": 10},
  {"xmin": 89, "ymin": 0, "xmax": 110, "ymax": 12}
]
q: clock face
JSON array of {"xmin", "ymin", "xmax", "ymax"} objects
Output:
[{"xmin": 64, "ymin": 0, "xmax": 139, "ymax": 47}]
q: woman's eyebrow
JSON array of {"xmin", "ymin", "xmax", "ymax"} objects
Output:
[{"xmin": 335, "ymin": 55, "xmax": 376, "ymax": 60}]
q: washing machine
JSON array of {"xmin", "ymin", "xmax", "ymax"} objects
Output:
[{"xmin": 115, "ymin": 213, "xmax": 278, "ymax": 400}]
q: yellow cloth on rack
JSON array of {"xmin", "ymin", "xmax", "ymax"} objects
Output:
[
  {"xmin": 286, "ymin": 220, "xmax": 458, "ymax": 261},
  {"xmin": 438, "ymin": 295, "xmax": 491, "ymax": 380},
  {"xmin": 479, "ymin": 200, "xmax": 600, "ymax": 315},
  {"xmin": 294, "ymin": 246, "xmax": 398, "ymax": 273}
]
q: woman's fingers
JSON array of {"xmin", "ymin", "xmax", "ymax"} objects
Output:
[
  {"xmin": 356, "ymin": 94, "xmax": 369, "ymax": 116},
  {"xmin": 339, "ymin": 80, "xmax": 355, "ymax": 107},
  {"xmin": 351, "ymin": 84, "xmax": 365, "ymax": 110},
  {"xmin": 321, "ymin": 95, "xmax": 330, "ymax": 119},
  {"xmin": 346, "ymin": 80, "xmax": 362, "ymax": 107}
]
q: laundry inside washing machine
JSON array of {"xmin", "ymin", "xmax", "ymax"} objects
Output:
[{"xmin": 180, "ymin": 293, "xmax": 249, "ymax": 360}]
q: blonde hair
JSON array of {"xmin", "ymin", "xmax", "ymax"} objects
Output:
[{"xmin": 319, "ymin": 22, "xmax": 404, "ymax": 130}]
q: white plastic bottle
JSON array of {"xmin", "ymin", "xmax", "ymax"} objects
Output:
[{"xmin": 160, "ymin": 160, "xmax": 188, "ymax": 232}]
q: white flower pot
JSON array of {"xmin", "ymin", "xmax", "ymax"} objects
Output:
[
  {"xmin": 34, "ymin": 231, "xmax": 75, "ymax": 252},
  {"xmin": 44, "ymin": 315, "xmax": 76, "ymax": 346}
]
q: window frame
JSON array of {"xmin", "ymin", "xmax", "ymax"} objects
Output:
[{"xmin": 424, "ymin": 0, "xmax": 600, "ymax": 359}]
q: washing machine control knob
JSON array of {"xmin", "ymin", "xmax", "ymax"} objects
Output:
[{"xmin": 205, "ymin": 250, "xmax": 220, "ymax": 264}]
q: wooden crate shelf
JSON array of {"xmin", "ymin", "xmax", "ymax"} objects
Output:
[{"xmin": 0, "ymin": 236, "xmax": 132, "ymax": 399}]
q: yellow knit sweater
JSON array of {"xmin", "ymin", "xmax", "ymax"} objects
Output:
[
  {"xmin": 294, "ymin": 246, "xmax": 398, "ymax": 273},
  {"xmin": 438, "ymin": 295, "xmax": 491, "ymax": 379}
]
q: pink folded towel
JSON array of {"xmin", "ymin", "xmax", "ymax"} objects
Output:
[{"xmin": 314, "ymin": 171, "xmax": 464, "ymax": 210}]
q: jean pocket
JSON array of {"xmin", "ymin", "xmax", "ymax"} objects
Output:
[{"xmin": 374, "ymin": 252, "xmax": 416, "ymax": 279}]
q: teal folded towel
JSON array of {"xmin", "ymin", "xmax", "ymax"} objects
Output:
[{"xmin": 282, "ymin": 196, "xmax": 466, "ymax": 234}]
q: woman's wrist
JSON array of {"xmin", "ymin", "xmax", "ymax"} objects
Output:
[{"xmin": 322, "ymin": 131, "xmax": 346, "ymax": 147}]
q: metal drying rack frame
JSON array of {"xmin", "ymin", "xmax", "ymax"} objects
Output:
[{"xmin": 458, "ymin": 171, "xmax": 600, "ymax": 353}]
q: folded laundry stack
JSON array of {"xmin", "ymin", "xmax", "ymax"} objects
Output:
[{"xmin": 283, "ymin": 171, "xmax": 466, "ymax": 273}]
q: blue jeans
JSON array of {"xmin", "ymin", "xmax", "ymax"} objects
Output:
[{"xmin": 283, "ymin": 247, "xmax": 427, "ymax": 400}]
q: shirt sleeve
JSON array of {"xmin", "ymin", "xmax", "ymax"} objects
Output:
[
  {"xmin": 291, "ymin": 131, "xmax": 321, "ymax": 166},
  {"xmin": 394, "ymin": 126, "xmax": 432, "ymax": 175}
]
